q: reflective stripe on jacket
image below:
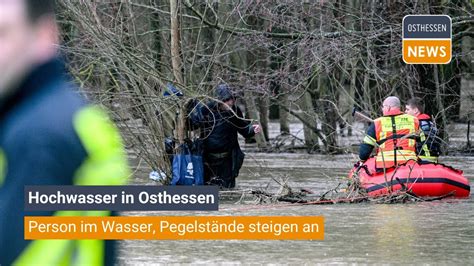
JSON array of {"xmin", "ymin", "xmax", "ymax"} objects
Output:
[
  {"xmin": 373, "ymin": 113, "xmax": 419, "ymax": 169},
  {"xmin": 0, "ymin": 59, "xmax": 130, "ymax": 266}
]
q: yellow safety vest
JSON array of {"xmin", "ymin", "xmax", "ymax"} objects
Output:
[
  {"xmin": 373, "ymin": 113, "xmax": 418, "ymax": 169},
  {"xmin": 14, "ymin": 106, "xmax": 130, "ymax": 266}
]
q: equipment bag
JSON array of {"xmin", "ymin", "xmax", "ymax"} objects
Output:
[{"xmin": 171, "ymin": 141, "xmax": 204, "ymax": 185}]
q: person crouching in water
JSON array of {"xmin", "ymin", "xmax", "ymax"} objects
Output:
[
  {"xmin": 191, "ymin": 84, "xmax": 261, "ymax": 188},
  {"xmin": 405, "ymin": 97, "xmax": 441, "ymax": 163}
]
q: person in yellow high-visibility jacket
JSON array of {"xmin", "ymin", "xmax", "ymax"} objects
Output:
[
  {"xmin": 359, "ymin": 96, "xmax": 420, "ymax": 170},
  {"xmin": 0, "ymin": 1, "xmax": 130, "ymax": 265}
]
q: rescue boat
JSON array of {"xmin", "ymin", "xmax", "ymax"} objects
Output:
[{"xmin": 349, "ymin": 157, "xmax": 470, "ymax": 198}]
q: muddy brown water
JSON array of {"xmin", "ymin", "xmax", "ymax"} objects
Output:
[{"xmin": 118, "ymin": 152, "xmax": 473, "ymax": 264}]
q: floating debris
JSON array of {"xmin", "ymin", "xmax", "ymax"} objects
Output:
[{"xmin": 239, "ymin": 173, "xmax": 456, "ymax": 206}]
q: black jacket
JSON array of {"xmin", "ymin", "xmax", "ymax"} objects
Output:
[
  {"xmin": 359, "ymin": 123, "xmax": 376, "ymax": 161},
  {"xmin": 193, "ymin": 102, "xmax": 255, "ymax": 153}
]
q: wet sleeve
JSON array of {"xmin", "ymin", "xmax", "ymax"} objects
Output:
[
  {"xmin": 187, "ymin": 100, "xmax": 204, "ymax": 130},
  {"xmin": 359, "ymin": 123, "xmax": 376, "ymax": 161},
  {"xmin": 233, "ymin": 107, "xmax": 255, "ymax": 138}
]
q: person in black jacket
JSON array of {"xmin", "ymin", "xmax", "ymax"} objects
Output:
[
  {"xmin": 405, "ymin": 97, "xmax": 441, "ymax": 162},
  {"xmin": 191, "ymin": 84, "xmax": 261, "ymax": 188}
]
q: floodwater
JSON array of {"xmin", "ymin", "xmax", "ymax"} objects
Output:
[
  {"xmin": 118, "ymin": 152, "xmax": 473, "ymax": 265},
  {"xmin": 118, "ymin": 122, "xmax": 473, "ymax": 264}
]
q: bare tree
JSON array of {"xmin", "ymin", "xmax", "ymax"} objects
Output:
[{"xmin": 57, "ymin": 0, "xmax": 473, "ymax": 174}]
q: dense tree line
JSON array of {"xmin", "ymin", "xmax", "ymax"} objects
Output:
[{"xmin": 57, "ymin": 0, "xmax": 473, "ymax": 174}]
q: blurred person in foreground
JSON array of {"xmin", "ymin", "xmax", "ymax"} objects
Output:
[{"xmin": 0, "ymin": 0, "xmax": 130, "ymax": 265}]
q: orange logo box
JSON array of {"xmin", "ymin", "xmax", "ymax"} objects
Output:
[
  {"xmin": 25, "ymin": 216, "xmax": 324, "ymax": 240},
  {"xmin": 403, "ymin": 39, "xmax": 452, "ymax": 64}
]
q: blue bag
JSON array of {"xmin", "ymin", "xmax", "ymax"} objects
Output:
[{"xmin": 171, "ymin": 141, "xmax": 204, "ymax": 185}]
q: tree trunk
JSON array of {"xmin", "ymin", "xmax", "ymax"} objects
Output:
[
  {"xmin": 279, "ymin": 88, "xmax": 290, "ymax": 134},
  {"xmin": 244, "ymin": 91, "xmax": 268, "ymax": 149},
  {"xmin": 319, "ymin": 74, "xmax": 339, "ymax": 153},
  {"xmin": 299, "ymin": 91, "xmax": 320, "ymax": 151},
  {"xmin": 434, "ymin": 65, "xmax": 449, "ymax": 154},
  {"xmin": 258, "ymin": 96, "xmax": 270, "ymax": 141},
  {"xmin": 170, "ymin": 0, "xmax": 183, "ymax": 84},
  {"xmin": 170, "ymin": 0, "xmax": 185, "ymax": 143},
  {"xmin": 227, "ymin": 14, "xmax": 268, "ymax": 148}
]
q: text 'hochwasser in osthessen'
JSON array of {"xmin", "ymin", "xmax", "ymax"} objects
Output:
[{"xmin": 24, "ymin": 185, "xmax": 218, "ymax": 211}]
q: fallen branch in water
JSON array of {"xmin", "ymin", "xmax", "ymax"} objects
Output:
[
  {"xmin": 243, "ymin": 174, "xmax": 456, "ymax": 205},
  {"xmin": 249, "ymin": 175, "xmax": 310, "ymax": 204}
]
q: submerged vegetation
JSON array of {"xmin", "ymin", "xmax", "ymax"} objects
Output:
[{"xmin": 221, "ymin": 173, "xmax": 457, "ymax": 207}]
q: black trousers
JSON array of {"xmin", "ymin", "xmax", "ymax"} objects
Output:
[{"xmin": 204, "ymin": 154, "xmax": 235, "ymax": 189}]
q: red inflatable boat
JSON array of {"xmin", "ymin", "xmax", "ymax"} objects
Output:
[{"xmin": 349, "ymin": 158, "xmax": 470, "ymax": 198}]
